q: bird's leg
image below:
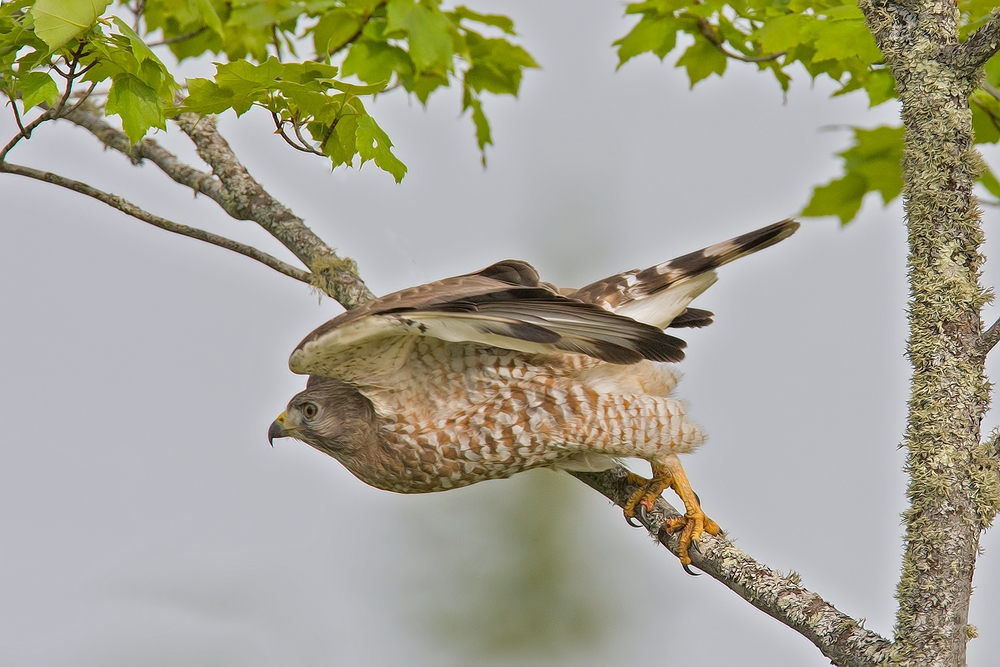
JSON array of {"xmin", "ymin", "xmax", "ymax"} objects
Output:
[{"xmin": 623, "ymin": 454, "xmax": 720, "ymax": 566}]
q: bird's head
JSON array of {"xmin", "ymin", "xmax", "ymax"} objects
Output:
[{"xmin": 268, "ymin": 376, "xmax": 378, "ymax": 457}]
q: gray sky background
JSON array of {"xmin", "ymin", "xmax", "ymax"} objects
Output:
[{"xmin": 2, "ymin": 1, "xmax": 1000, "ymax": 665}]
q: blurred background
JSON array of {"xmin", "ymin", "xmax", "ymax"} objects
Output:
[{"xmin": 2, "ymin": 1, "xmax": 1000, "ymax": 665}]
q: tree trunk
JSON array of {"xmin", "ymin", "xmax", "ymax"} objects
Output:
[{"xmin": 861, "ymin": 0, "xmax": 996, "ymax": 664}]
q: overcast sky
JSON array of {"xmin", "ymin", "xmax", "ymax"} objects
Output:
[{"xmin": 2, "ymin": 1, "xmax": 1000, "ymax": 665}]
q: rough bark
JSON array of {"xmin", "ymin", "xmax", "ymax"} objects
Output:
[{"xmin": 860, "ymin": 0, "xmax": 1000, "ymax": 664}]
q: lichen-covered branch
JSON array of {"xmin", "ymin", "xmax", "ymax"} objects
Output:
[
  {"xmin": 570, "ymin": 468, "xmax": 894, "ymax": 667},
  {"xmin": 172, "ymin": 112, "xmax": 374, "ymax": 308},
  {"xmin": 0, "ymin": 160, "xmax": 311, "ymax": 283},
  {"xmin": 975, "ymin": 314, "xmax": 1000, "ymax": 356},
  {"xmin": 62, "ymin": 104, "xmax": 226, "ymax": 202},
  {"xmin": 945, "ymin": 8, "xmax": 1000, "ymax": 75},
  {"xmin": 860, "ymin": 0, "xmax": 993, "ymax": 664}
]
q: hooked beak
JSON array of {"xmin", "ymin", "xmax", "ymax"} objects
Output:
[{"xmin": 268, "ymin": 412, "xmax": 288, "ymax": 446}]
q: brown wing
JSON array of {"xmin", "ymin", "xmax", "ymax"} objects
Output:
[{"xmin": 289, "ymin": 260, "xmax": 688, "ymax": 377}]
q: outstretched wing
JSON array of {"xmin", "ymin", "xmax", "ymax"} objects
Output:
[
  {"xmin": 571, "ymin": 219, "xmax": 799, "ymax": 329},
  {"xmin": 289, "ymin": 260, "xmax": 688, "ymax": 378}
]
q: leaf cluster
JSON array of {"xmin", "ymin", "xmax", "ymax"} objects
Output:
[
  {"xmin": 616, "ymin": 0, "xmax": 889, "ymax": 102},
  {"xmin": 614, "ymin": 0, "xmax": 1000, "ymax": 224},
  {"xmin": 0, "ymin": 0, "xmax": 538, "ymax": 179}
]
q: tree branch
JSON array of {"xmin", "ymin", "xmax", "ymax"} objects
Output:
[
  {"xmin": 975, "ymin": 314, "xmax": 1000, "ymax": 356},
  {"xmin": 172, "ymin": 112, "xmax": 374, "ymax": 308},
  {"xmin": 570, "ymin": 468, "xmax": 894, "ymax": 667},
  {"xmin": 1, "ymin": 107, "xmax": 51, "ymax": 160},
  {"xmin": 3, "ymin": 50, "xmax": 98, "ymax": 161},
  {"xmin": 61, "ymin": 103, "xmax": 226, "ymax": 202},
  {"xmin": 58, "ymin": 103, "xmax": 373, "ymax": 308},
  {"xmin": 148, "ymin": 27, "xmax": 207, "ymax": 47},
  {"xmin": 696, "ymin": 19, "xmax": 785, "ymax": 64},
  {"xmin": 944, "ymin": 8, "xmax": 1000, "ymax": 74},
  {"xmin": 270, "ymin": 109, "xmax": 325, "ymax": 156},
  {"xmin": 0, "ymin": 160, "xmax": 312, "ymax": 284}
]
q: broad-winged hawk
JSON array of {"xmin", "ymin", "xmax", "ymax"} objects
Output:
[{"xmin": 269, "ymin": 220, "xmax": 798, "ymax": 565}]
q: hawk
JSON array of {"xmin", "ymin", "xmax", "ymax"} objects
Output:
[{"xmin": 269, "ymin": 219, "xmax": 798, "ymax": 566}]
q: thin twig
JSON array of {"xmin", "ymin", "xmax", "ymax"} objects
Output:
[
  {"xmin": 52, "ymin": 46, "xmax": 84, "ymax": 118},
  {"xmin": 270, "ymin": 110, "xmax": 323, "ymax": 155},
  {"xmin": 148, "ymin": 26, "xmax": 207, "ymax": 47},
  {"xmin": 318, "ymin": 117, "xmax": 339, "ymax": 151},
  {"xmin": 62, "ymin": 82, "xmax": 99, "ymax": 117},
  {"xmin": 380, "ymin": 78, "xmax": 403, "ymax": 93},
  {"xmin": 133, "ymin": 0, "xmax": 145, "ymax": 33},
  {"xmin": 719, "ymin": 45, "xmax": 785, "ymax": 63},
  {"xmin": 292, "ymin": 113, "xmax": 326, "ymax": 155},
  {"xmin": 2, "ymin": 108, "xmax": 52, "ymax": 160},
  {"xmin": 697, "ymin": 18, "xmax": 784, "ymax": 63},
  {"xmin": 0, "ymin": 160, "xmax": 313, "ymax": 284},
  {"xmin": 317, "ymin": 3, "xmax": 385, "ymax": 60},
  {"xmin": 9, "ymin": 94, "xmax": 28, "ymax": 136},
  {"xmin": 74, "ymin": 61, "xmax": 97, "ymax": 79},
  {"xmin": 3, "ymin": 52, "xmax": 94, "ymax": 161},
  {"xmin": 62, "ymin": 101, "xmax": 372, "ymax": 305}
]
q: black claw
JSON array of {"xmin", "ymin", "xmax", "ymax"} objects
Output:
[
  {"xmin": 625, "ymin": 514, "xmax": 643, "ymax": 528},
  {"xmin": 637, "ymin": 503, "xmax": 650, "ymax": 524},
  {"xmin": 682, "ymin": 563, "xmax": 701, "ymax": 576}
]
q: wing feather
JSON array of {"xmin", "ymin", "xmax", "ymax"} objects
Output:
[
  {"xmin": 289, "ymin": 261, "xmax": 686, "ymax": 377},
  {"xmin": 290, "ymin": 222, "xmax": 798, "ymax": 378}
]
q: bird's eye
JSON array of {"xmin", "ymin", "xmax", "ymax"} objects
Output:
[{"xmin": 302, "ymin": 403, "xmax": 318, "ymax": 419}]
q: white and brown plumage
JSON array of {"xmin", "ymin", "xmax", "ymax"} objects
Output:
[{"xmin": 269, "ymin": 220, "xmax": 799, "ymax": 565}]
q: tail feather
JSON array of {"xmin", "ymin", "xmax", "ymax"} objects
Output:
[{"xmin": 570, "ymin": 219, "xmax": 798, "ymax": 329}]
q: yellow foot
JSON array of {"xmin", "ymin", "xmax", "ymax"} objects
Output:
[
  {"xmin": 623, "ymin": 470, "xmax": 670, "ymax": 518},
  {"xmin": 622, "ymin": 459, "xmax": 721, "ymax": 570}
]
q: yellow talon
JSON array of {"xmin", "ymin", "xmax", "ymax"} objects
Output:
[{"xmin": 622, "ymin": 456, "xmax": 720, "ymax": 566}]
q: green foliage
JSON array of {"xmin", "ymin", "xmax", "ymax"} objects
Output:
[
  {"xmin": 802, "ymin": 125, "xmax": 904, "ymax": 224},
  {"xmin": 16, "ymin": 70, "xmax": 57, "ymax": 110},
  {"xmin": 0, "ymin": 0, "xmax": 536, "ymax": 179},
  {"xmin": 153, "ymin": 0, "xmax": 536, "ymax": 167},
  {"xmin": 615, "ymin": 0, "xmax": 886, "ymax": 102},
  {"xmin": 614, "ymin": 0, "xmax": 1000, "ymax": 223},
  {"xmin": 29, "ymin": 0, "xmax": 110, "ymax": 50}
]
